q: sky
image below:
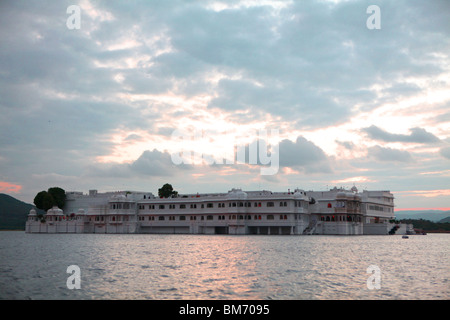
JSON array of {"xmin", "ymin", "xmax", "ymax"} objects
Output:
[{"xmin": 0, "ymin": 0, "xmax": 449, "ymax": 211}]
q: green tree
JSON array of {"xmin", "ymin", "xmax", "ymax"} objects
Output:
[
  {"xmin": 33, "ymin": 187, "xmax": 66, "ymax": 212},
  {"xmin": 48, "ymin": 187, "xmax": 66, "ymax": 209},
  {"xmin": 34, "ymin": 191, "xmax": 55, "ymax": 212},
  {"xmin": 158, "ymin": 183, "xmax": 178, "ymax": 198}
]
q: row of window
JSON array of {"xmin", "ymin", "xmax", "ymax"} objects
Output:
[
  {"xmin": 90, "ymin": 216, "xmax": 130, "ymax": 222},
  {"xmin": 137, "ymin": 201, "xmax": 308, "ymax": 210},
  {"xmin": 368, "ymin": 205, "xmax": 392, "ymax": 212},
  {"xmin": 110, "ymin": 203, "xmax": 133, "ymax": 210},
  {"xmin": 320, "ymin": 215, "xmax": 362, "ymax": 222},
  {"xmin": 137, "ymin": 214, "xmax": 292, "ymax": 221}
]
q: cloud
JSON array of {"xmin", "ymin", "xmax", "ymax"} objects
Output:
[
  {"xmin": 88, "ymin": 149, "xmax": 191, "ymax": 178},
  {"xmin": 279, "ymin": 137, "xmax": 332, "ymax": 173},
  {"xmin": 440, "ymin": 146, "xmax": 450, "ymax": 160},
  {"xmin": 0, "ymin": 181, "xmax": 22, "ymax": 194},
  {"xmin": 362, "ymin": 125, "xmax": 440, "ymax": 143},
  {"xmin": 0, "ymin": 0, "xmax": 449, "ymax": 210},
  {"xmin": 367, "ymin": 145, "xmax": 413, "ymax": 162}
]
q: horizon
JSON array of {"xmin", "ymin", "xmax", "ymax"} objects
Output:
[{"xmin": 0, "ymin": 0, "xmax": 449, "ymax": 210}]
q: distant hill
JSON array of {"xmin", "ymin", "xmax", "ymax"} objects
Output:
[
  {"xmin": 394, "ymin": 210, "xmax": 450, "ymax": 222},
  {"xmin": 0, "ymin": 194, "xmax": 45, "ymax": 230},
  {"xmin": 439, "ymin": 216, "xmax": 450, "ymax": 223},
  {"xmin": 399, "ymin": 219, "xmax": 450, "ymax": 233}
]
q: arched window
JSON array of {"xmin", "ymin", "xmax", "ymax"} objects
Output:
[{"xmin": 327, "ymin": 203, "xmax": 332, "ymax": 208}]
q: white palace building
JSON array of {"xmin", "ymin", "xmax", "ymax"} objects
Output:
[{"xmin": 25, "ymin": 187, "xmax": 414, "ymax": 235}]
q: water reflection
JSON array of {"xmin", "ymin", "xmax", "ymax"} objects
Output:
[{"xmin": 0, "ymin": 232, "xmax": 448, "ymax": 299}]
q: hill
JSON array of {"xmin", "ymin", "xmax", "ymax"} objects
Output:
[
  {"xmin": 399, "ymin": 219, "xmax": 450, "ymax": 233},
  {"xmin": 438, "ymin": 216, "xmax": 450, "ymax": 223},
  {"xmin": 0, "ymin": 194, "xmax": 45, "ymax": 230},
  {"xmin": 394, "ymin": 210, "xmax": 450, "ymax": 222}
]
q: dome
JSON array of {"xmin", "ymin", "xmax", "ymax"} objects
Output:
[
  {"xmin": 110, "ymin": 194, "xmax": 127, "ymax": 201},
  {"xmin": 293, "ymin": 189, "xmax": 308, "ymax": 200},
  {"xmin": 227, "ymin": 188, "xmax": 247, "ymax": 199},
  {"xmin": 47, "ymin": 206, "xmax": 64, "ymax": 215},
  {"xmin": 28, "ymin": 208, "xmax": 37, "ymax": 216},
  {"xmin": 76, "ymin": 208, "xmax": 85, "ymax": 215},
  {"xmin": 336, "ymin": 192, "xmax": 347, "ymax": 199}
]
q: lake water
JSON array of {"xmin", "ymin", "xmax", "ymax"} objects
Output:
[{"xmin": 0, "ymin": 231, "xmax": 448, "ymax": 300}]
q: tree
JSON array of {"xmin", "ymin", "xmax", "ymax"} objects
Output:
[
  {"xmin": 48, "ymin": 187, "xmax": 66, "ymax": 209},
  {"xmin": 34, "ymin": 191, "xmax": 55, "ymax": 212},
  {"xmin": 158, "ymin": 183, "xmax": 178, "ymax": 198},
  {"xmin": 33, "ymin": 187, "xmax": 66, "ymax": 212}
]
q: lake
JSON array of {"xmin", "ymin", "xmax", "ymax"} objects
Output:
[{"xmin": 0, "ymin": 231, "xmax": 448, "ymax": 300}]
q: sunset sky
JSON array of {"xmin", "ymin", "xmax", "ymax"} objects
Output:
[{"xmin": 0, "ymin": 0, "xmax": 449, "ymax": 211}]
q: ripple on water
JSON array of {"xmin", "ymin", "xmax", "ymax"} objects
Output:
[{"xmin": 0, "ymin": 232, "xmax": 448, "ymax": 300}]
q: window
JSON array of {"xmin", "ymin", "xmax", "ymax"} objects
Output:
[
  {"xmin": 207, "ymin": 203, "xmax": 214, "ymax": 208},
  {"xmin": 180, "ymin": 204, "xmax": 186, "ymax": 209},
  {"xmin": 267, "ymin": 215, "xmax": 274, "ymax": 220},
  {"xmin": 158, "ymin": 216, "xmax": 165, "ymax": 221},
  {"xmin": 190, "ymin": 204, "xmax": 197, "ymax": 209},
  {"xmin": 207, "ymin": 215, "xmax": 213, "ymax": 220},
  {"xmin": 267, "ymin": 202, "xmax": 274, "ymax": 207},
  {"xmin": 159, "ymin": 205, "xmax": 165, "ymax": 209},
  {"xmin": 327, "ymin": 203, "xmax": 332, "ymax": 208},
  {"xmin": 336, "ymin": 201, "xmax": 345, "ymax": 208},
  {"xmin": 179, "ymin": 216, "xmax": 186, "ymax": 220}
]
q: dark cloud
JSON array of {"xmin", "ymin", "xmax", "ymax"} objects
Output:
[
  {"xmin": 87, "ymin": 149, "xmax": 192, "ymax": 178},
  {"xmin": 440, "ymin": 147, "xmax": 450, "ymax": 160},
  {"xmin": 362, "ymin": 125, "xmax": 440, "ymax": 143},
  {"xmin": 367, "ymin": 146, "xmax": 413, "ymax": 162},
  {"xmin": 279, "ymin": 137, "xmax": 332, "ymax": 173}
]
